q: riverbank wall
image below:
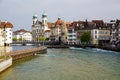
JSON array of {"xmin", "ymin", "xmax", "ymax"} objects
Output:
[
  {"xmin": 0, "ymin": 46, "xmax": 47, "ymax": 73},
  {"xmin": 9, "ymin": 46, "xmax": 47, "ymax": 61},
  {"xmin": 0, "ymin": 57, "xmax": 12, "ymax": 73}
]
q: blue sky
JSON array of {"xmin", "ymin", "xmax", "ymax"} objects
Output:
[{"xmin": 0, "ymin": 0, "xmax": 120, "ymax": 31}]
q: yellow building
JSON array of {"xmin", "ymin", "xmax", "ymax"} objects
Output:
[{"xmin": 91, "ymin": 29, "xmax": 110, "ymax": 45}]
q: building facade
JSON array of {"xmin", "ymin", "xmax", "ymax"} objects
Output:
[
  {"xmin": 32, "ymin": 11, "xmax": 50, "ymax": 41},
  {"xmin": 0, "ymin": 21, "xmax": 13, "ymax": 46},
  {"xmin": 13, "ymin": 29, "xmax": 32, "ymax": 41}
]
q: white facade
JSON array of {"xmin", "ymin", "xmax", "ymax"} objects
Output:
[
  {"xmin": 44, "ymin": 30, "xmax": 51, "ymax": 38},
  {"xmin": 5, "ymin": 28, "xmax": 12, "ymax": 44},
  {"xmin": 0, "ymin": 21, "xmax": 13, "ymax": 46},
  {"xmin": 13, "ymin": 29, "xmax": 32, "ymax": 41},
  {"xmin": 32, "ymin": 11, "xmax": 50, "ymax": 41},
  {"xmin": 67, "ymin": 29, "xmax": 77, "ymax": 44},
  {"xmin": 22, "ymin": 32, "xmax": 32, "ymax": 41},
  {"xmin": 0, "ymin": 29, "xmax": 4, "ymax": 46}
]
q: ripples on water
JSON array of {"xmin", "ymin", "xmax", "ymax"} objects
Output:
[{"xmin": 0, "ymin": 46, "xmax": 120, "ymax": 80}]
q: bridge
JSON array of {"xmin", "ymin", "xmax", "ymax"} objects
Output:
[{"xmin": 12, "ymin": 41, "xmax": 60, "ymax": 46}]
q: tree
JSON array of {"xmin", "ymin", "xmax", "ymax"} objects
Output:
[
  {"xmin": 80, "ymin": 31, "xmax": 91, "ymax": 44},
  {"xmin": 19, "ymin": 38, "xmax": 22, "ymax": 41},
  {"xmin": 12, "ymin": 38, "xmax": 17, "ymax": 41},
  {"xmin": 45, "ymin": 38, "xmax": 49, "ymax": 41},
  {"xmin": 39, "ymin": 37, "xmax": 45, "ymax": 41}
]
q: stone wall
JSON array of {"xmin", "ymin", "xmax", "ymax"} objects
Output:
[{"xmin": 0, "ymin": 57, "xmax": 12, "ymax": 72}]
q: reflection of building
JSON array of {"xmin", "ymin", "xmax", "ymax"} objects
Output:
[
  {"xmin": 13, "ymin": 29, "xmax": 32, "ymax": 41},
  {"xmin": 0, "ymin": 21, "xmax": 13, "ymax": 46}
]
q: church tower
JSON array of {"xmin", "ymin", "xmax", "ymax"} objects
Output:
[
  {"xmin": 42, "ymin": 11, "xmax": 48, "ymax": 31},
  {"xmin": 33, "ymin": 14, "xmax": 38, "ymax": 24}
]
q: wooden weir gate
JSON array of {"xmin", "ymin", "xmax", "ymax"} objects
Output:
[{"xmin": 7, "ymin": 46, "xmax": 47, "ymax": 61}]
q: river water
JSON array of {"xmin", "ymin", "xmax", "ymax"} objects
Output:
[{"xmin": 0, "ymin": 46, "xmax": 120, "ymax": 80}]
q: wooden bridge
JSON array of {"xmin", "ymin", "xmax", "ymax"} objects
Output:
[{"xmin": 7, "ymin": 46, "xmax": 47, "ymax": 61}]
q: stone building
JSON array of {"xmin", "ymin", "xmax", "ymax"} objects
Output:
[{"xmin": 32, "ymin": 11, "xmax": 50, "ymax": 41}]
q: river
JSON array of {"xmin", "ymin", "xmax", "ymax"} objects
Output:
[{"xmin": 0, "ymin": 46, "xmax": 120, "ymax": 80}]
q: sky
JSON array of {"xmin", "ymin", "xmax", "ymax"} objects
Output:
[{"xmin": 0, "ymin": 0, "xmax": 120, "ymax": 31}]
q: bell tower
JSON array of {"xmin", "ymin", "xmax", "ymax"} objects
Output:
[
  {"xmin": 33, "ymin": 14, "xmax": 38, "ymax": 24},
  {"xmin": 42, "ymin": 11, "xmax": 48, "ymax": 31}
]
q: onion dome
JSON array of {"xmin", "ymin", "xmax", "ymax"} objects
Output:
[
  {"xmin": 33, "ymin": 14, "xmax": 38, "ymax": 19},
  {"xmin": 42, "ymin": 11, "xmax": 47, "ymax": 18}
]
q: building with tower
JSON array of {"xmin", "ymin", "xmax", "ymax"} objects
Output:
[{"xmin": 32, "ymin": 11, "xmax": 50, "ymax": 41}]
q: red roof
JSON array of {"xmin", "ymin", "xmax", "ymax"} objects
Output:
[
  {"xmin": 55, "ymin": 18, "xmax": 63, "ymax": 27},
  {"xmin": 66, "ymin": 22, "xmax": 72, "ymax": 29},
  {"xmin": 13, "ymin": 29, "xmax": 30, "ymax": 35},
  {"xmin": 0, "ymin": 21, "xmax": 13, "ymax": 28}
]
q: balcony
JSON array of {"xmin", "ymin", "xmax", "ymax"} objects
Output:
[
  {"xmin": 67, "ymin": 37, "xmax": 76, "ymax": 39},
  {"xmin": 67, "ymin": 33, "xmax": 76, "ymax": 36}
]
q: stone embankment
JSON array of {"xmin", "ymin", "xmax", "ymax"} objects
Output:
[
  {"xmin": 0, "ymin": 57, "xmax": 12, "ymax": 73},
  {"xmin": 8, "ymin": 46, "xmax": 47, "ymax": 61},
  {"xmin": 0, "ymin": 46, "xmax": 47, "ymax": 73}
]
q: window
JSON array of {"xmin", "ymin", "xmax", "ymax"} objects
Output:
[
  {"xmin": 95, "ymin": 31, "xmax": 97, "ymax": 34},
  {"xmin": 95, "ymin": 35, "xmax": 97, "ymax": 39}
]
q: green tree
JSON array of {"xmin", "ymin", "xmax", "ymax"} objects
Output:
[
  {"xmin": 19, "ymin": 38, "xmax": 22, "ymax": 41},
  {"xmin": 39, "ymin": 37, "xmax": 46, "ymax": 41},
  {"xmin": 80, "ymin": 32, "xmax": 91, "ymax": 44},
  {"xmin": 45, "ymin": 38, "xmax": 49, "ymax": 41},
  {"xmin": 12, "ymin": 38, "xmax": 17, "ymax": 41}
]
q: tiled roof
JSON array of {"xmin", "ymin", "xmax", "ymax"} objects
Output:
[
  {"xmin": 47, "ymin": 22, "xmax": 53, "ymax": 28},
  {"xmin": 45, "ymin": 30, "xmax": 50, "ymax": 32},
  {"xmin": 13, "ymin": 29, "xmax": 30, "ymax": 35},
  {"xmin": 66, "ymin": 22, "xmax": 72, "ymax": 29},
  {"xmin": 55, "ymin": 18, "xmax": 63, "ymax": 27},
  {"xmin": 0, "ymin": 21, "xmax": 13, "ymax": 28},
  {"xmin": 92, "ymin": 20, "xmax": 104, "ymax": 24}
]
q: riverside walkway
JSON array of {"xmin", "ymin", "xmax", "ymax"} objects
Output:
[{"xmin": 7, "ymin": 46, "xmax": 47, "ymax": 61}]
